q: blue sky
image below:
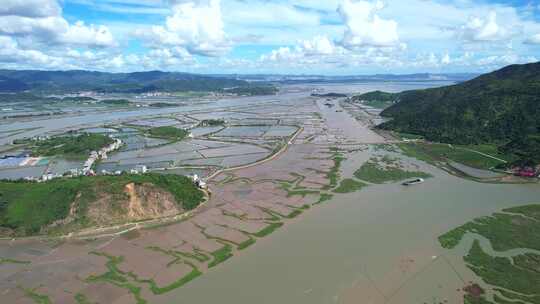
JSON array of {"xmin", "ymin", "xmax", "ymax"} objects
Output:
[{"xmin": 0, "ymin": 0, "xmax": 539, "ymax": 75}]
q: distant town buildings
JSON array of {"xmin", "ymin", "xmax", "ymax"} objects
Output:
[{"xmin": 138, "ymin": 92, "xmax": 172, "ymax": 98}]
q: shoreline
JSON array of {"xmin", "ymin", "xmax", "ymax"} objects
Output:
[{"xmin": 0, "ymin": 126, "xmax": 304, "ymax": 242}]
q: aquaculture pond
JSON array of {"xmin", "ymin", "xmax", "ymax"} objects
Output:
[
  {"xmin": 216, "ymin": 126, "xmax": 271, "ymax": 137},
  {"xmin": 263, "ymin": 126, "xmax": 298, "ymax": 137}
]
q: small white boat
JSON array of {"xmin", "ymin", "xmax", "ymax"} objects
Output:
[{"xmin": 402, "ymin": 178, "xmax": 425, "ymax": 186}]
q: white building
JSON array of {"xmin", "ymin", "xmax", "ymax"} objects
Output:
[
  {"xmin": 138, "ymin": 165, "xmax": 148, "ymax": 174},
  {"xmin": 190, "ymin": 174, "xmax": 207, "ymax": 189}
]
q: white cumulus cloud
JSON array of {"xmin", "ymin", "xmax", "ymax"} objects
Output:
[
  {"xmin": 260, "ymin": 36, "xmax": 345, "ymax": 63},
  {"xmin": 0, "ymin": 0, "xmax": 61, "ymax": 18},
  {"xmin": 135, "ymin": 0, "xmax": 230, "ymax": 57},
  {"xmin": 457, "ymin": 11, "xmax": 510, "ymax": 42},
  {"xmin": 59, "ymin": 21, "xmax": 116, "ymax": 47},
  {"xmin": 300, "ymin": 36, "xmax": 339, "ymax": 56},
  {"xmin": 441, "ymin": 53, "xmax": 451, "ymax": 65},
  {"xmin": 0, "ymin": 0, "xmax": 117, "ymax": 48},
  {"xmin": 0, "ymin": 36, "xmax": 61, "ymax": 67},
  {"xmin": 0, "ymin": 16, "xmax": 116, "ymax": 48},
  {"xmin": 260, "ymin": 47, "xmax": 300, "ymax": 62},
  {"xmin": 338, "ymin": 0, "xmax": 401, "ymax": 49},
  {"xmin": 524, "ymin": 33, "xmax": 540, "ymax": 45}
]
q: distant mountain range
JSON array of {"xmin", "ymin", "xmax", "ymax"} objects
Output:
[
  {"xmin": 378, "ymin": 62, "xmax": 540, "ymax": 166},
  {"xmin": 230, "ymin": 73, "xmax": 478, "ymax": 83},
  {"xmin": 0, "ymin": 69, "xmax": 479, "ymax": 94},
  {"xmin": 0, "ymin": 70, "xmax": 253, "ymax": 94}
]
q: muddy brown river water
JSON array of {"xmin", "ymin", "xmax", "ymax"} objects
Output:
[
  {"xmin": 156, "ymin": 84, "xmax": 540, "ymax": 304},
  {"xmin": 159, "ymin": 153, "xmax": 540, "ymax": 304}
]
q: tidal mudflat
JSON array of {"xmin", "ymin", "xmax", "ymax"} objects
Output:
[
  {"xmin": 158, "ymin": 150, "xmax": 540, "ymax": 304},
  {"xmin": 0, "ymin": 89, "xmax": 341, "ymax": 303},
  {"xmin": 2, "ymin": 82, "xmax": 538, "ymax": 304}
]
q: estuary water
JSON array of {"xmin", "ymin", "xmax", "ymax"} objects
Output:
[
  {"xmin": 157, "ymin": 81, "xmax": 540, "ymax": 304},
  {"xmin": 160, "ymin": 157, "xmax": 540, "ymax": 304}
]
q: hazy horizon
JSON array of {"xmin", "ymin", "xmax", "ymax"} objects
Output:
[{"xmin": 0, "ymin": 67, "xmax": 482, "ymax": 77}]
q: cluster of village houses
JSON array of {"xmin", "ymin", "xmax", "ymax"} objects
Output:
[
  {"xmin": 82, "ymin": 137, "xmax": 122, "ymax": 175},
  {"xmin": 36, "ymin": 137, "xmax": 160, "ymax": 181},
  {"xmin": 22, "ymin": 135, "xmax": 209, "ymax": 189},
  {"xmin": 38, "ymin": 136, "xmax": 123, "ymax": 181}
]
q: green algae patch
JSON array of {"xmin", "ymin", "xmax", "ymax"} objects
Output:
[
  {"xmin": 75, "ymin": 293, "xmax": 97, "ymax": 304},
  {"xmin": 87, "ymin": 250, "xmax": 203, "ymax": 301},
  {"xmin": 278, "ymin": 175, "xmax": 320, "ymax": 198},
  {"xmin": 21, "ymin": 287, "xmax": 52, "ymax": 304},
  {"xmin": 314, "ymin": 193, "xmax": 333, "ymax": 205},
  {"xmin": 439, "ymin": 204, "xmax": 540, "ymax": 251},
  {"xmin": 208, "ymin": 244, "xmax": 233, "ymax": 268},
  {"xmin": 85, "ymin": 252, "xmax": 146, "ymax": 304},
  {"xmin": 0, "ymin": 257, "xmax": 30, "ymax": 265},
  {"xmin": 464, "ymin": 240, "xmax": 540, "ymax": 304},
  {"xmin": 254, "ymin": 222, "xmax": 283, "ymax": 238},
  {"xmin": 354, "ymin": 160, "xmax": 431, "ymax": 184},
  {"xmin": 287, "ymin": 209, "xmax": 303, "ymax": 218},
  {"xmin": 326, "ymin": 153, "xmax": 346, "ymax": 189},
  {"xmin": 237, "ymin": 238, "xmax": 256, "ymax": 250},
  {"xmin": 333, "ymin": 179, "xmax": 367, "ymax": 194},
  {"xmin": 150, "ymin": 267, "xmax": 202, "ymax": 294},
  {"xmin": 146, "ymin": 246, "xmax": 210, "ymax": 264},
  {"xmin": 285, "ymin": 189, "xmax": 320, "ymax": 198},
  {"xmin": 438, "ymin": 225, "xmax": 472, "ymax": 249},
  {"xmin": 494, "ymin": 288, "xmax": 540, "ymax": 304},
  {"xmin": 129, "ymin": 263, "xmax": 202, "ymax": 295},
  {"xmin": 439, "ymin": 203, "xmax": 540, "ymax": 304}
]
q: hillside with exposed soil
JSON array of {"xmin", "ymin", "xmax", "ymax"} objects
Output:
[{"xmin": 0, "ymin": 174, "xmax": 204, "ymax": 237}]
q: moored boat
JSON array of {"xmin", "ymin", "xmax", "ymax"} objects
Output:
[{"xmin": 402, "ymin": 178, "xmax": 425, "ymax": 186}]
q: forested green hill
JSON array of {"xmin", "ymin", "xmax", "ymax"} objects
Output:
[{"xmin": 378, "ymin": 62, "xmax": 540, "ymax": 166}]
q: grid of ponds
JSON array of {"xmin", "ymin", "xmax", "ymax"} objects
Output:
[{"xmin": 0, "ymin": 95, "xmax": 315, "ymax": 179}]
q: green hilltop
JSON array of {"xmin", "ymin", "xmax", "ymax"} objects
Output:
[{"xmin": 377, "ymin": 62, "xmax": 540, "ymax": 166}]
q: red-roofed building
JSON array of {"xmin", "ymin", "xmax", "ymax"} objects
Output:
[{"xmin": 516, "ymin": 167, "xmax": 537, "ymax": 178}]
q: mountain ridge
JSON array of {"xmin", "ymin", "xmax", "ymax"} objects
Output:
[
  {"xmin": 377, "ymin": 62, "xmax": 540, "ymax": 166},
  {"xmin": 0, "ymin": 69, "xmax": 251, "ymax": 94}
]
